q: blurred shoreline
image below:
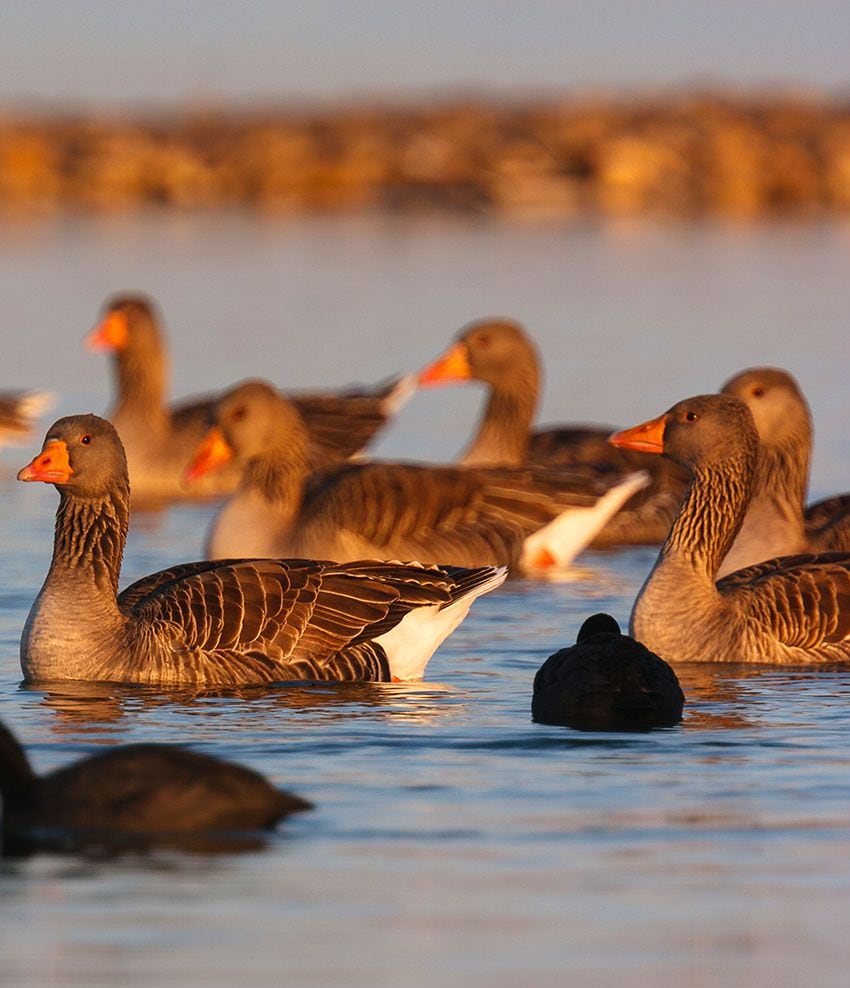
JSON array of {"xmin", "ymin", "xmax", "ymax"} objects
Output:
[{"xmin": 2, "ymin": 92, "xmax": 850, "ymax": 219}]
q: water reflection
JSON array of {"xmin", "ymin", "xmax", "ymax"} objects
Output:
[{"xmin": 22, "ymin": 677, "xmax": 465, "ymax": 735}]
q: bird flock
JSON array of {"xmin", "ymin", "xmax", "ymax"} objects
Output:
[{"xmin": 3, "ymin": 294, "xmax": 850, "ymax": 850}]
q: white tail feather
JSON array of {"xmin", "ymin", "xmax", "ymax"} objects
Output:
[
  {"xmin": 521, "ymin": 470, "xmax": 650, "ymax": 571},
  {"xmin": 375, "ymin": 566, "xmax": 507, "ymax": 681},
  {"xmin": 381, "ymin": 374, "xmax": 418, "ymax": 416},
  {"xmin": 16, "ymin": 391, "xmax": 55, "ymax": 420}
]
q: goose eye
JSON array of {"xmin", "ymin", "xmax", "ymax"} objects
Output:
[
  {"xmin": 231, "ymin": 407, "xmax": 246, "ymax": 422},
  {"xmin": 685, "ymin": 411, "xmax": 698, "ymax": 423},
  {"xmin": 80, "ymin": 435, "xmax": 92, "ymax": 445},
  {"xmin": 476, "ymin": 334, "xmax": 490, "ymax": 349},
  {"xmin": 752, "ymin": 386, "xmax": 764, "ymax": 398}
]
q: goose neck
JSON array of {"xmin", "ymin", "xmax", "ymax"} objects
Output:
[
  {"xmin": 113, "ymin": 344, "xmax": 169, "ymax": 425},
  {"xmin": 50, "ymin": 489, "xmax": 129, "ymax": 599},
  {"xmin": 462, "ymin": 373, "xmax": 538, "ymax": 467},
  {"xmin": 664, "ymin": 453, "xmax": 755, "ymax": 579}
]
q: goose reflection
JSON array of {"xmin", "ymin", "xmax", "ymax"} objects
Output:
[{"xmin": 23, "ymin": 678, "xmax": 464, "ymax": 735}]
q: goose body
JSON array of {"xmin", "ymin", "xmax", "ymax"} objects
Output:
[
  {"xmin": 0, "ymin": 720, "xmax": 310, "ymax": 853},
  {"xmin": 532, "ymin": 613, "xmax": 685, "ymax": 730},
  {"xmin": 18, "ymin": 414, "xmax": 505, "ymax": 685},
  {"xmin": 417, "ymin": 318, "xmax": 688, "ymax": 545},
  {"xmin": 188, "ymin": 381, "xmax": 649, "ymax": 573},
  {"xmin": 717, "ymin": 367, "xmax": 850, "ymax": 576},
  {"xmin": 87, "ymin": 294, "xmax": 413, "ymax": 503},
  {"xmin": 611, "ymin": 394, "xmax": 850, "ymax": 664}
]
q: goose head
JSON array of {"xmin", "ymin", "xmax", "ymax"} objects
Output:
[
  {"xmin": 85, "ymin": 295, "xmax": 161, "ymax": 355},
  {"xmin": 720, "ymin": 367, "xmax": 812, "ymax": 451},
  {"xmin": 609, "ymin": 394, "xmax": 759, "ymax": 473},
  {"xmin": 418, "ymin": 318, "xmax": 540, "ymax": 389},
  {"xmin": 186, "ymin": 380, "xmax": 309, "ymax": 481},
  {"xmin": 17, "ymin": 414, "xmax": 128, "ymax": 499}
]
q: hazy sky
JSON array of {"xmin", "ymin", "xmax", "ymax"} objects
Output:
[{"xmin": 3, "ymin": 1, "xmax": 850, "ymax": 107}]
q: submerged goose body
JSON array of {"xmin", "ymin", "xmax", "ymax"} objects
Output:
[
  {"xmin": 188, "ymin": 381, "xmax": 649, "ymax": 573},
  {"xmin": 718, "ymin": 367, "xmax": 850, "ymax": 576},
  {"xmin": 611, "ymin": 394, "xmax": 850, "ymax": 665},
  {"xmin": 532, "ymin": 613, "xmax": 685, "ymax": 730},
  {"xmin": 0, "ymin": 720, "xmax": 311, "ymax": 853},
  {"xmin": 18, "ymin": 414, "xmax": 505, "ymax": 686},
  {"xmin": 87, "ymin": 295, "xmax": 413, "ymax": 502},
  {"xmin": 417, "ymin": 318, "xmax": 688, "ymax": 546}
]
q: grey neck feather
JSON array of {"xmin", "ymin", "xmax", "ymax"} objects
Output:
[
  {"xmin": 751, "ymin": 430, "xmax": 810, "ymax": 525},
  {"xmin": 51, "ymin": 488, "xmax": 130, "ymax": 598},
  {"xmin": 242, "ymin": 447, "xmax": 308, "ymax": 522},
  {"xmin": 664, "ymin": 447, "xmax": 756, "ymax": 579},
  {"xmin": 113, "ymin": 341, "xmax": 169, "ymax": 426},
  {"xmin": 461, "ymin": 368, "xmax": 539, "ymax": 467}
]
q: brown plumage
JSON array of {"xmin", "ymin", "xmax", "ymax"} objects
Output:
[
  {"xmin": 86, "ymin": 294, "xmax": 413, "ymax": 503},
  {"xmin": 417, "ymin": 317, "xmax": 688, "ymax": 545},
  {"xmin": 610, "ymin": 394, "xmax": 850, "ymax": 664},
  {"xmin": 532, "ymin": 613, "xmax": 685, "ymax": 730},
  {"xmin": 17, "ymin": 414, "xmax": 505, "ymax": 685},
  {"xmin": 188, "ymin": 380, "xmax": 649, "ymax": 573},
  {"xmin": 718, "ymin": 367, "xmax": 850, "ymax": 575},
  {"xmin": 0, "ymin": 719, "xmax": 311, "ymax": 854}
]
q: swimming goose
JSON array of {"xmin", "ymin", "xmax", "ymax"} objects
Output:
[
  {"xmin": 17, "ymin": 414, "xmax": 505, "ymax": 685},
  {"xmin": 417, "ymin": 318, "xmax": 688, "ymax": 545},
  {"xmin": 187, "ymin": 380, "xmax": 649, "ymax": 573},
  {"xmin": 532, "ymin": 613, "xmax": 685, "ymax": 730},
  {"xmin": 0, "ymin": 719, "xmax": 311, "ymax": 853},
  {"xmin": 86, "ymin": 294, "xmax": 413, "ymax": 502},
  {"xmin": 717, "ymin": 367, "xmax": 850, "ymax": 576},
  {"xmin": 0, "ymin": 390, "xmax": 52, "ymax": 447},
  {"xmin": 610, "ymin": 394, "xmax": 850, "ymax": 664}
]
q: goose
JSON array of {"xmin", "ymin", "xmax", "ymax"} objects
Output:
[
  {"xmin": 0, "ymin": 718, "xmax": 311, "ymax": 854},
  {"xmin": 186, "ymin": 380, "xmax": 649, "ymax": 573},
  {"xmin": 417, "ymin": 318, "xmax": 688, "ymax": 545},
  {"xmin": 717, "ymin": 367, "xmax": 850, "ymax": 576},
  {"xmin": 86, "ymin": 294, "xmax": 414, "ymax": 502},
  {"xmin": 610, "ymin": 394, "xmax": 850, "ymax": 664},
  {"xmin": 0, "ymin": 390, "xmax": 52, "ymax": 447},
  {"xmin": 531, "ymin": 612, "xmax": 685, "ymax": 730},
  {"xmin": 17, "ymin": 414, "xmax": 506, "ymax": 685}
]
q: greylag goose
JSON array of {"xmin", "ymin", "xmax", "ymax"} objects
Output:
[
  {"xmin": 186, "ymin": 380, "xmax": 649, "ymax": 573},
  {"xmin": 717, "ymin": 367, "xmax": 850, "ymax": 576},
  {"xmin": 417, "ymin": 318, "xmax": 688, "ymax": 546},
  {"xmin": 610, "ymin": 394, "xmax": 850, "ymax": 664},
  {"xmin": 532, "ymin": 613, "xmax": 685, "ymax": 730},
  {"xmin": 86, "ymin": 294, "xmax": 413, "ymax": 502},
  {"xmin": 0, "ymin": 719, "xmax": 311, "ymax": 854},
  {"xmin": 17, "ymin": 414, "xmax": 505, "ymax": 685},
  {"xmin": 0, "ymin": 390, "xmax": 52, "ymax": 447}
]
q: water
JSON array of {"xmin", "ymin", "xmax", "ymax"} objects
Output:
[{"xmin": 1, "ymin": 214, "xmax": 850, "ymax": 986}]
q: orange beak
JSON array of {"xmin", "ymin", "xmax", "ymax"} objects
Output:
[
  {"xmin": 17, "ymin": 440, "xmax": 74, "ymax": 484},
  {"xmin": 609, "ymin": 414, "xmax": 667, "ymax": 455},
  {"xmin": 85, "ymin": 311, "xmax": 129, "ymax": 352},
  {"xmin": 418, "ymin": 343, "xmax": 472, "ymax": 387},
  {"xmin": 185, "ymin": 427, "xmax": 234, "ymax": 483}
]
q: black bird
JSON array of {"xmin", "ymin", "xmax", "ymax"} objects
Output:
[
  {"xmin": 532, "ymin": 613, "xmax": 685, "ymax": 731},
  {"xmin": 0, "ymin": 720, "xmax": 311, "ymax": 854}
]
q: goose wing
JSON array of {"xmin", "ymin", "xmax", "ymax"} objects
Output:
[
  {"xmin": 305, "ymin": 462, "xmax": 615, "ymax": 566},
  {"xmin": 718, "ymin": 552, "xmax": 850, "ymax": 648},
  {"xmin": 120, "ymin": 558, "xmax": 461, "ymax": 683},
  {"xmin": 291, "ymin": 376, "xmax": 413, "ymax": 467}
]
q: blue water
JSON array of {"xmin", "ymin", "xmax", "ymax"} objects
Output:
[{"xmin": 1, "ymin": 215, "xmax": 849, "ymax": 987}]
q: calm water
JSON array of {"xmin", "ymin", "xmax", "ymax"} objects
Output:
[{"xmin": 1, "ymin": 214, "xmax": 849, "ymax": 987}]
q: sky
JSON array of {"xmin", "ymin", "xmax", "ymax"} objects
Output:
[{"xmin": 2, "ymin": 0, "xmax": 850, "ymax": 108}]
